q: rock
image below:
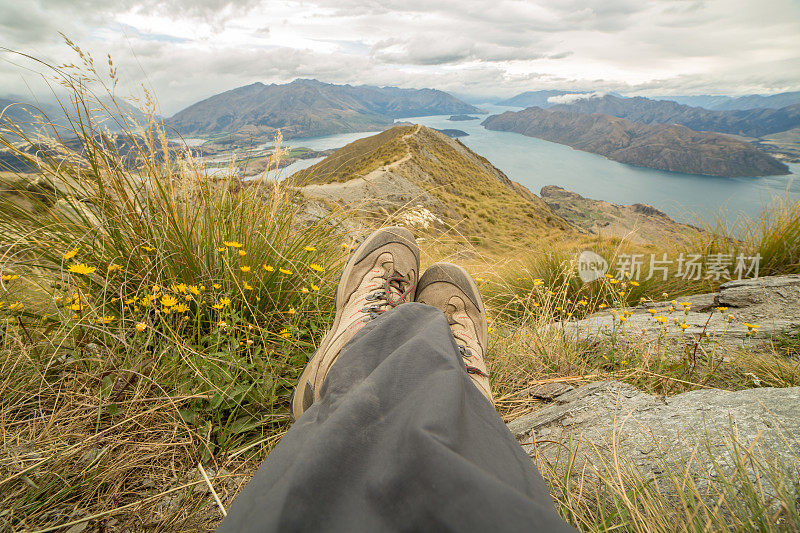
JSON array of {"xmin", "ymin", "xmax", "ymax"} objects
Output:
[
  {"xmin": 522, "ymin": 382, "xmax": 575, "ymax": 400},
  {"xmin": 558, "ymin": 274, "xmax": 800, "ymax": 346},
  {"xmin": 65, "ymin": 522, "xmax": 88, "ymax": 533},
  {"xmin": 539, "ymin": 185, "xmax": 699, "ymax": 246},
  {"xmin": 509, "ymin": 381, "xmax": 800, "ymax": 505},
  {"xmin": 716, "ymin": 274, "xmax": 800, "ymax": 308}
]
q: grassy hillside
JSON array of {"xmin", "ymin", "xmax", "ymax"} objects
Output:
[{"xmin": 294, "ymin": 124, "xmax": 571, "ymax": 252}]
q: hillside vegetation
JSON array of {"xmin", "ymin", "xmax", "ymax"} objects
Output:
[{"xmin": 293, "ymin": 124, "xmax": 571, "ymax": 252}]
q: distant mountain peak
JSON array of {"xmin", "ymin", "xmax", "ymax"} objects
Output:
[{"xmin": 169, "ymin": 80, "xmax": 479, "ymax": 139}]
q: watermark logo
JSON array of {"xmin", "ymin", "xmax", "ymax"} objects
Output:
[
  {"xmin": 577, "ymin": 251, "xmax": 761, "ymax": 282},
  {"xmin": 577, "ymin": 250, "xmax": 609, "ymax": 282}
]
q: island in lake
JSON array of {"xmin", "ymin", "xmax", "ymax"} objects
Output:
[
  {"xmin": 448, "ymin": 115, "xmax": 479, "ymax": 121},
  {"xmin": 435, "ymin": 128, "xmax": 469, "ymax": 138}
]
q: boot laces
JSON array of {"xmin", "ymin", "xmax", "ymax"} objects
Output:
[
  {"xmin": 448, "ymin": 315, "xmax": 489, "ymax": 378},
  {"xmin": 361, "ymin": 272, "xmax": 413, "ymax": 321}
]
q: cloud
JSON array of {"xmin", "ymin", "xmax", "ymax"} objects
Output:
[
  {"xmin": 547, "ymin": 91, "xmax": 606, "ymax": 104},
  {"xmin": 0, "ymin": 0, "xmax": 798, "ymax": 113}
]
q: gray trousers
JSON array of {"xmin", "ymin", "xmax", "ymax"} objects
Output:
[{"xmin": 217, "ymin": 303, "xmax": 574, "ymax": 532}]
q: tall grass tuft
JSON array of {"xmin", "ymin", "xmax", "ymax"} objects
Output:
[{"xmin": 1, "ymin": 47, "xmax": 347, "ymax": 530}]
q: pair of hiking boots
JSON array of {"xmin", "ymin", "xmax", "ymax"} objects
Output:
[{"xmin": 291, "ymin": 226, "xmax": 492, "ymax": 420}]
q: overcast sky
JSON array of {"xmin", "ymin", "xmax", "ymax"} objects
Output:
[{"xmin": 2, "ymin": 0, "xmax": 799, "ymax": 115}]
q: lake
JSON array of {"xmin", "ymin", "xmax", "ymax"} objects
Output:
[{"xmin": 280, "ymin": 104, "xmax": 800, "ymax": 226}]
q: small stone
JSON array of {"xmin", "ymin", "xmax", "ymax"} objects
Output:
[{"xmin": 66, "ymin": 522, "xmax": 88, "ymax": 533}]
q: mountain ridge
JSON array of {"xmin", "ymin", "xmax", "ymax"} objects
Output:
[
  {"xmin": 482, "ymin": 107, "xmax": 789, "ymax": 177},
  {"xmin": 290, "ymin": 124, "xmax": 571, "ymax": 251},
  {"xmin": 546, "ymin": 95, "xmax": 800, "ymax": 138},
  {"xmin": 168, "ymin": 79, "xmax": 479, "ymax": 139}
]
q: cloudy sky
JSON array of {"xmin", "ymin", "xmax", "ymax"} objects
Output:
[{"xmin": 2, "ymin": 0, "xmax": 799, "ymax": 114}]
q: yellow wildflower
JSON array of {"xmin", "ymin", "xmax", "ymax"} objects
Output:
[
  {"xmin": 212, "ymin": 304, "xmax": 224, "ymax": 310},
  {"xmin": 213, "ymin": 284, "xmax": 222, "ymax": 289},
  {"xmin": 301, "ymin": 287, "xmax": 309, "ymax": 293},
  {"xmin": 107, "ymin": 263, "xmax": 122, "ymax": 272},
  {"xmin": 135, "ymin": 322, "xmax": 147, "ymax": 332},
  {"xmin": 619, "ymin": 316, "xmax": 628, "ymax": 322},
  {"xmin": 743, "ymin": 323, "xmax": 760, "ymax": 330},
  {"xmin": 140, "ymin": 296, "xmax": 151, "ymax": 307},
  {"xmin": 279, "ymin": 328, "xmax": 291, "ymax": 339},
  {"xmin": 2, "ymin": 274, "xmax": 19, "ymax": 281},
  {"xmin": 263, "ymin": 264, "xmax": 274, "ymax": 272},
  {"xmin": 308, "ymin": 264, "xmax": 324, "ymax": 272},
  {"xmin": 223, "ymin": 241, "xmax": 243, "ymax": 248},
  {"xmin": 604, "ymin": 273, "xmax": 613, "ymax": 279},
  {"xmin": 288, "ymin": 307, "xmax": 296, "ymax": 315},
  {"xmin": 304, "ymin": 246, "xmax": 317, "ymax": 251},
  {"xmin": 188, "ymin": 285, "xmax": 200, "ymax": 295},
  {"xmin": 67, "ymin": 263, "xmax": 96, "ymax": 275},
  {"xmin": 680, "ymin": 323, "xmax": 690, "ymax": 330},
  {"xmin": 64, "ymin": 248, "xmax": 79, "ymax": 260},
  {"xmin": 243, "ymin": 282, "xmax": 253, "ymax": 290},
  {"xmin": 598, "ymin": 303, "xmax": 607, "ymax": 309},
  {"xmin": 220, "ymin": 297, "xmax": 231, "ymax": 306},
  {"xmin": 630, "ymin": 281, "xmax": 640, "ymax": 287},
  {"xmin": 609, "ymin": 279, "xmax": 619, "ymax": 284},
  {"xmin": 161, "ymin": 295, "xmax": 178, "ymax": 307},
  {"xmin": 97, "ymin": 316, "xmax": 115, "ymax": 324},
  {"xmin": 280, "ymin": 268, "xmax": 293, "ymax": 275},
  {"xmin": 218, "ymin": 321, "xmax": 227, "ymax": 328},
  {"xmin": 648, "ymin": 309, "xmax": 657, "ymax": 314},
  {"xmin": 533, "ymin": 279, "xmax": 544, "ymax": 286},
  {"xmin": 240, "ymin": 266, "xmax": 251, "ymax": 273},
  {"xmin": 173, "ymin": 303, "xmax": 189, "ymax": 313},
  {"xmin": 679, "ymin": 302, "xmax": 692, "ymax": 307},
  {"xmin": 142, "ymin": 246, "xmax": 155, "ymax": 252},
  {"xmin": 311, "ymin": 284, "xmax": 320, "ymax": 291},
  {"xmin": 238, "ymin": 250, "xmax": 247, "ymax": 256},
  {"xmin": 216, "ymin": 247, "xmax": 226, "ymax": 252},
  {"xmin": 716, "ymin": 306, "xmax": 728, "ymax": 312}
]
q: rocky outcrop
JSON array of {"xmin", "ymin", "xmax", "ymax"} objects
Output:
[
  {"xmin": 508, "ymin": 381, "xmax": 800, "ymax": 506},
  {"xmin": 559, "ymin": 274, "xmax": 800, "ymax": 346},
  {"xmin": 482, "ymin": 107, "xmax": 790, "ymax": 177},
  {"xmin": 540, "ymin": 185, "xmax": 701, "ymax": 245}
]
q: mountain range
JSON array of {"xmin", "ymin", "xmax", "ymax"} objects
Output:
[
  {"xmin": 660, "ymin": 91, "xmax": 800, "ymax": 111},
  {"xmin": 168, "ymin": 79, "xmax": 479, "ymax": 139},
  {"xmin": 544, "ymin": 95, "xmax": 800, "ymax": 138},
  {"xmin": 482, "ymin": 107, "xmax": 789, "ymax": 177}
]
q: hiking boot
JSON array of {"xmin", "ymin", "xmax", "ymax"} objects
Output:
[
  {"xmin": 415, "ymin": 263, "xmax": 493, "ymax": 402},
  {"xmin": 291, "ymin": 226, "xmax": 419, "ymax": 420}
]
